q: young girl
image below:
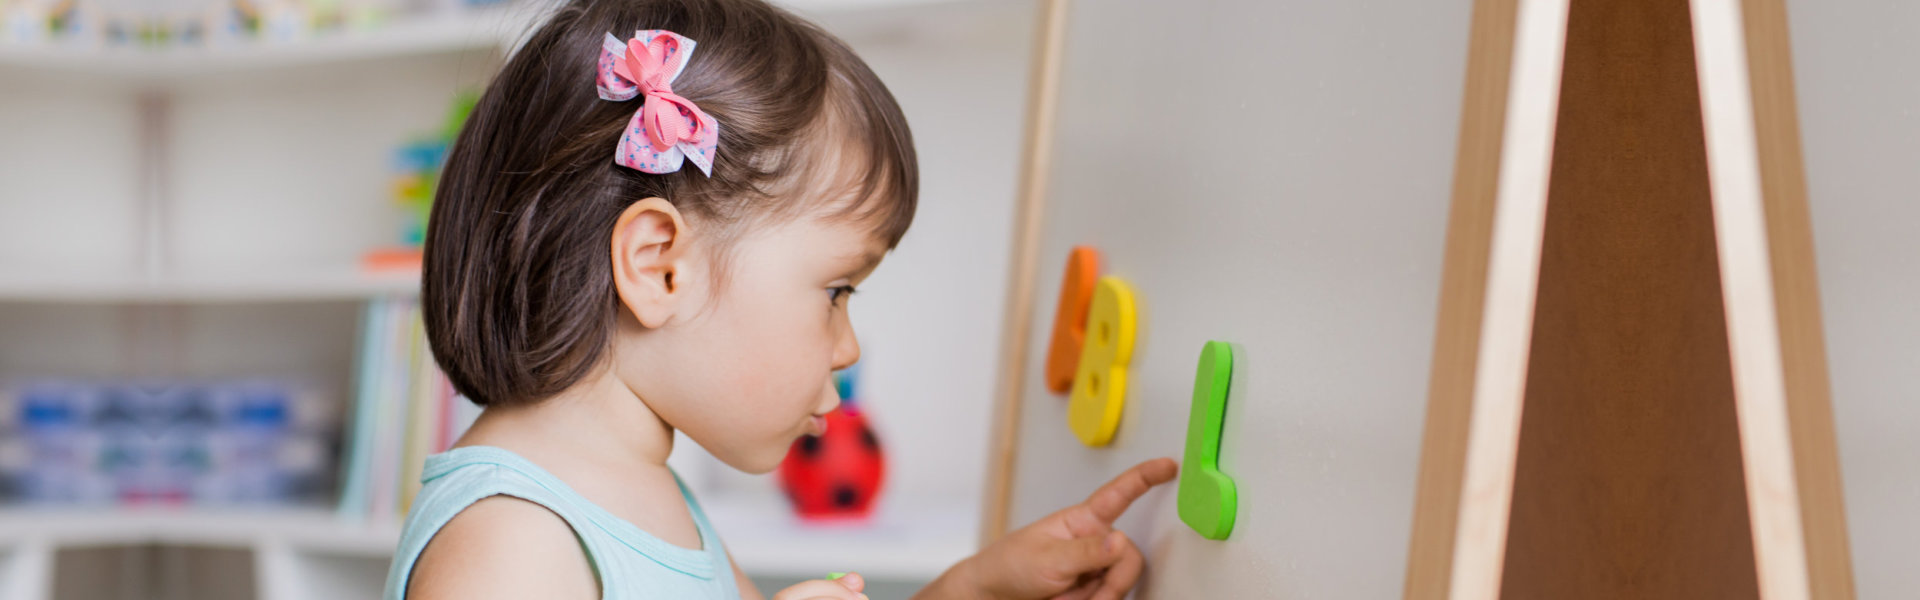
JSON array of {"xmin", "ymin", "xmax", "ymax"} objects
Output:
[{"xmin": 383, "ymin": 0, "xmax": 1177, "ymax": 598}]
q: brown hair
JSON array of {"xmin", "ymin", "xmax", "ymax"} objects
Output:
[{"xmin": 422, "ymin": 0, "xmax": 917, "ymax": 408}]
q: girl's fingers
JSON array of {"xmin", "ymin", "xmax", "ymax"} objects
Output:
[
  {"xmin": 1089, "ymin": 533, "xmax": 1144, "ymax": 600},
  {"xmin": 770, "ymin": 579, "xmax": 867, "ymax": 600},
  {"xmin": 833, "ymin": 572, "xmax": 865, "ymax": 593},
  {"xmin": 1084, "ymin": 459, "xmax": 1178, "ymax": 523},
  {"xmin": 1047, "ymin": 531, "xmax": 1123, "ymax": 582},
  {"xmin": 1050, "ymin": 570, "xmax": 1107, "ymax": 600},
  {"xmin": 1065, "ymin": 458, "xmax": 1179, "ymax": 536}
]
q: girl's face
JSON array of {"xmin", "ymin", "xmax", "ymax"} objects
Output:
[{"xmin": 617, "ymin": 210, "xmax": 886, "ymax": 473}]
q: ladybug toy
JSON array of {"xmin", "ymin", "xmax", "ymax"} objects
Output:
[{"xmin": 778, "ymin": 368, "xmax": 886, "ymax": 520}]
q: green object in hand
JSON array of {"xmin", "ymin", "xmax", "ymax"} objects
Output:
[
  {"xmin": 827, "ymin": 572, "xmax": 848, "ymax": 581},
  {"xmin": 1177, "ymin": 341, "xmax": 1238, "ymax": 540}
]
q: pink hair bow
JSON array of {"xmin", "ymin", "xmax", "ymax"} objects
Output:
[{"xmin": 596, "ymin": 30, "xmax": 719, "ymax": 176}]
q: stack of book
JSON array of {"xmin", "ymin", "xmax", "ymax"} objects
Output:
[{"xmin": 336, "ymin": 296, "xmax": 481, "ymax": 524}]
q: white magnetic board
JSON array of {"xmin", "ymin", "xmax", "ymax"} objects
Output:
[{"xmin": 1001, "ymin": 0, "xmax": 1476, "ymax": 597}]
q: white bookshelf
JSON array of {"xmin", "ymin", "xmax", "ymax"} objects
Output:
[
  {"xmin": 2, "ymin": 5, "xmax": 506, "ymax": 599},
  {"xmin": 0, "ymin": 0, "xmax": 1028, "ymax": 597}
]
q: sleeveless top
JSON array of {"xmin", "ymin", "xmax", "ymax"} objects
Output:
[{"xmin": 382, "ymin": 445, "xmax": 741, "ymax": 600}]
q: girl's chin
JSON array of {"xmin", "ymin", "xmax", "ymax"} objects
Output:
[
  {"xmin": 722, "ymin": 442, "xmax": 796, "ymax": 475},
  {"xmin": 718, "ymin": 455, "xmax": 785, "ymax": 475}
]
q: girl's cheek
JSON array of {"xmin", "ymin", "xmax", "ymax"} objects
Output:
[{"xmin": 731, "ymin": 291, "xmax": 830, "ymax": 411}]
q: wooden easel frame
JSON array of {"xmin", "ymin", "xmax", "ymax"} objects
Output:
[
  {"xmin": 979, "ymin": 0, "xmax": 1071, "ymax": 544},
  {"xmin": 1402, "ymin": 0, "xmax": 1568, "ymax": 597},
  {"xmin": 1691, "ymin": 0, "xmax": 1853, "ymax": 597}
]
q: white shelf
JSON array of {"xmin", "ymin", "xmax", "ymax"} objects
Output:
[
  {"xmin": 0, "ymin": 506, "xmax": 400, "ymax": 557},
  {"xmin": 0, "ymin": 268, "xmax": 419, "ymax": 302},
  {"xmin": 0, "ymin": 8, "xmax": 527, "ymax": 80},
  {"xmin": 0, "ymin": 496, "xmax": 975, "ymax": 580},
  {"xmin": 702, "ymin": 493, "xmax": 976, "ymax": 580}
]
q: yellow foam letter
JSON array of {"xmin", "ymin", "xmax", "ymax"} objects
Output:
[{"xmin": 1068, "ymin": 276, "xmax": 1137, "ymax": 446}]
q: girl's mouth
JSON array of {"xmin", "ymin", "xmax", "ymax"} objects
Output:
[{"xmin": 807, "ymin": 414, "xmax": 828, "ymax": 435}]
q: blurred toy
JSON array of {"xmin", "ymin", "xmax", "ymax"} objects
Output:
[
  {"xmin": 398, "ymin": 90, "xmax": 476, "ymax": 242},
  {"xmin": 428, "ymin": 0, "xmax": 506, "ymax": 13},
  {"xmin": 777, "ymin": 366, "xmax": 886, "ymax": 520},
  {"xmin": 363, "ymin": 90, "xmax": 477, "ymax": 271},
  {"xmin": 390, "ymin": 140, "xmax": 443, "ymax": 245},
  {"xmin": 1, "ymin": 0, "xmax": 69, "ymax": 42},
  {"xmin": 97, "ymin": 7, "xmax": 130, "ymax": 45},
  {"xmin": 245, "ymin": 0, "xmax": 310, "ymax": 41},
  {"xmin": 45, "ymin": 0, "xmax": 84, "ymax": 38},
  {"xmin": 337, "ymin": 0, "xmax": 392, "ymax": 31}
]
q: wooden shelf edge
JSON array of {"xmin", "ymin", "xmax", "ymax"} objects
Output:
[{"xmin": 0, "ymin": 270, "xmax": 420, "ymax": 303}]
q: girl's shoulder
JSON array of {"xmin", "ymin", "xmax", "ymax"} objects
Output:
[
  {"xmin": 403, "ymin": 494, "xmax": 599, "ymax": 599},
  {"xmin": 382, "ymin": 445, "xmax": 741, "ymax": 600},
  {"xmin": 384, "ymin": 448, "xmax": 602, "ymax": 600}
]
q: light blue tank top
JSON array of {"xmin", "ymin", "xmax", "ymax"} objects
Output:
[{"xmin": 382, "ymin": 445, "xmax": 741, "ymax": 600}]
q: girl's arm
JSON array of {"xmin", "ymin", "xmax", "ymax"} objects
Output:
[
  {"xmin": 733, "ymin": 560, "xmax": 767, "ymax": 600},
  {"xmin": 724, "ymin": 459, "xmax": 1173, "ymax": 600}
]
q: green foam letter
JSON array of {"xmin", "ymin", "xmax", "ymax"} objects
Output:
[{"xmin": 1178, "ymin": 341, "xmax": 1237, "ymax": 540}]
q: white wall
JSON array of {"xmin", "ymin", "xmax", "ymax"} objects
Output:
[{"xmin": 1787, "ymin": 1, "xmax": 1920, "ymax": 596}]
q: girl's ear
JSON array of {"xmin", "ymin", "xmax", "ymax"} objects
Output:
[{"xmin": 611, "ymin": 197, "xmax": 694, "ymax": 328}]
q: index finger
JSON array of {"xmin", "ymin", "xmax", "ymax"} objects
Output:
[{"xmin": 1081, "ymin": 458, "xmax": 1178, "ymax": 525}]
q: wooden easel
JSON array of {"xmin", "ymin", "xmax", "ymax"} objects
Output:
[{"xmin": 1404, "ymin": 0, "xmax": 1853, "ymax": 598}]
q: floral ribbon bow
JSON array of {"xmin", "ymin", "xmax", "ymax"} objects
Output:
[{"xmin": 596, "ymin": 29, "xmax": 719, "ymax": 176}]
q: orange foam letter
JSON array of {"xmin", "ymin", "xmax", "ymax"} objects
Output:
[{"xmin": 1044, "ymin": 247, "xmax": 1101, "ymax": 394}]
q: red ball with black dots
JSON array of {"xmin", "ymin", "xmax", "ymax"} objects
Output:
[{"xmin": 778, "ymin": 404, "xmax": 886, "ymax": 520}]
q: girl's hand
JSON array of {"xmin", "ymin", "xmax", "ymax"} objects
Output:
[
  {"xmin": 948, "ymin": 458, "xmax": 1179, "ymax": 600},
  {"xmin": 773, "ymin": 572, "xmax": 867, "ymax": 600}
]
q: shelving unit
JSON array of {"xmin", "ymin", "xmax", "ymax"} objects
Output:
[
  {"xmin": 2, "ymin": 6, "xmax": 536, "ymax": 599},
  {"xmin": 0, "ymin": 0, "xmax": 1031, "ymax": 597},
  {"xmin": 0, "ymin": 9, "xmax": 527, "ymax": 80}
]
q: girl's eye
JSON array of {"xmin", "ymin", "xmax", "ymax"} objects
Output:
[{"xmin": 828, "ymin": 285, "xmax": 858, "ymax": 306}]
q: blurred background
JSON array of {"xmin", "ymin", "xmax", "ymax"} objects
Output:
[{"xmin": 0, "ymin": 0, "xmax": 1034, "ymax": 598}]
